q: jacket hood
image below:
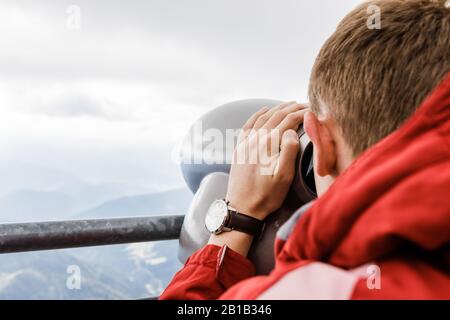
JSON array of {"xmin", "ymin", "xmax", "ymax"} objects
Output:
[{"xmin": 280, "ymin": 73, "xmax": 450, "ymax": 268}]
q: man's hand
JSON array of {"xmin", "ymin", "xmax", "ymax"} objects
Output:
[
  {"xmin": 226, "ymin": 101, "xmax": 308, "ymax": 220},
  {"xmin": 208, "ymin": 102, "xmax": 308, "ymax": 256}
]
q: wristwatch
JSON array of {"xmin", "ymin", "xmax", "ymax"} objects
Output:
[{"xmin": 205, "ymin": 199, "xmax": 265, "ymax": 236}]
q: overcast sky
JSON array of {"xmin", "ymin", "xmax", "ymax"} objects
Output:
[{"xmin": 0, "ymin": 0, "xmax": 363, "ymax": 195}]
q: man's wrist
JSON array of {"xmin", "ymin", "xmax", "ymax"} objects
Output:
[
  {"xmin": 208, "ymin": 230, "xmax": 254, "ymax": 257},
  {"xmin": 226, "ymin": 198, "xmax": 268, "ymax": 221}
]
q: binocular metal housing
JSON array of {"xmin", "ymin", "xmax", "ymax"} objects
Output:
[{"xmin": 179, "ymin": 99, "xmax": 317, "ymax": 274}]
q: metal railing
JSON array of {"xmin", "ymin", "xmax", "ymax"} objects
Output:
[{"xmin": 0, "ymin": 215, "xmax": 184, "ymax": 254}]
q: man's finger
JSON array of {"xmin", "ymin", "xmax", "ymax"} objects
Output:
[
  {"xmin": 242, "ymin": 107, "xmax": 270, "ymax": 131},
  {"xmin": 275, "ymin": 109, "xmax": 309, "ymax": 134},
  {"xmin": 252, "ymin": 101, "xmax": 296, "ymax": 130},
  {"xmin": 238, "ymin": 107, "xmax": 270, "ymax": 143},
  {"xmin": 262, "ymin": 103, "xmax": 306, "ymax": 130},
  {"xmin": 276, "ymin": 129, "xmax": 300, "ymax": 179}
]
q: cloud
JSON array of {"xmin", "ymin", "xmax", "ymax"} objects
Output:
[
  {"xmin": 0, "ymin": 0, "xmax": 364, "ymax": 195},
  {"xmin": 30, "ymin": 94, "xmax": 107, "ymax": 118}
]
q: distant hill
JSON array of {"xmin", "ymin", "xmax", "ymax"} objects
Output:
[
  {"xmin": 0, "ymin": 187, "xmax": 191, "ymax": 299},
  {"xmin": 75, "ymin": 187, "xmax": 192, "ymax": 219},
  {"xmin": 0, "ymin": 241, "xmax": 182, "ymax": 299},
  {"xmin": 0, "ymin": 182, "xmax": 161, "ymax": 223},
  {"xmin": 0, "ymin": 189, "xmax": 78, "ymax": 223},
  {"xmin": 0, "ymin": 250, "xmax": 131, "ymax": 299},
  {"xmin": 0, "ymin": 161, "xmax": 82, "ymax": 197}
]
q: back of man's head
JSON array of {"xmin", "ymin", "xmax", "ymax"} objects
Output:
[{"xmin": 309, "ymin": 0, "xmax": 450, "ymax": 156}]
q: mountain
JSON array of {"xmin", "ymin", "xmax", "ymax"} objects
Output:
[
  {"xmin": 0, "ymin": 242, "xmax": 182, "ymax": 299},
  {"xmin": 0, "ymin": 189, "xmax": 78, "ymax": 223},
  {"xmin": 0, "ymin": 182, "xmax": 172, "ymax": 223},
  {"xmin": 58, "ymin": 181, "xmax": 151, "ymax": 211},
  {"xmin": 0, "ymin": 250, "xmax": 132, "ymax": 299},
  {"xmin": 0, "ymin": 161, "xmax": 82, "ymax": 197},
  {"xmin": 75, "ymin": 187, "xmax": 192, "ymax": 219},
  {"xmin": 0, "ymin": 187, "xmax": 192, "ymax": 299}
]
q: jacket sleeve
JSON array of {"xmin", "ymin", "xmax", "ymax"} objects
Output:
[{"xmin": 159, "ymin": 244, "xmax": 256, "ymax": 300}]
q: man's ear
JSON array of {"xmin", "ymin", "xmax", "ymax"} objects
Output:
[{"xmin": 304, "ymin": 111, "xmax": 337, "ymax": 177}]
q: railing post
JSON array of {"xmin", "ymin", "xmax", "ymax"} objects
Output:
[{"xmin": 0, "ymin": 215, "xmax": 184, "ymax": 254}]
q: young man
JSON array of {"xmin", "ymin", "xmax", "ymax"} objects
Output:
[{"xmin": 161, "ymin": 0, "xmax": 450, "ymax": 299}]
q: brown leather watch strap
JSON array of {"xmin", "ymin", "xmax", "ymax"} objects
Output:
[{"xmin": 226, "ymin": 210, "xmax": 265, "ymax": 236}]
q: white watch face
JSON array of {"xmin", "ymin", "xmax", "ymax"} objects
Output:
[{"xmin": 205, "ymin": 200, "xmax": 228, "ymax": 233}]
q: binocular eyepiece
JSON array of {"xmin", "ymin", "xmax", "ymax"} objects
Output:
[{"xmin": 293, "ymin": 126, "xmax": 317, "ymax": 203}]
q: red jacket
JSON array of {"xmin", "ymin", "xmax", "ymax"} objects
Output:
[{"xmin": 161, "ymin": 74, "xmax": 450, "ymax": 300}]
